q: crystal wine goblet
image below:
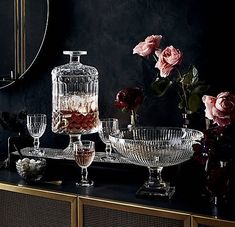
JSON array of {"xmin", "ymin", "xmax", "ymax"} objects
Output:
[
  {"xmin": 27, "ymin": 114, "xmax": 47, "ymax": 156},
  {"xmin": 98, "ymin": 118, "xmax": 119, "ymax": 161},
  {"xmin": 74, "ymin": 140, "xmax": 95, "ymax": 187}
]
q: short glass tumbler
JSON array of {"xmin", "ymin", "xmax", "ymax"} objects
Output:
[{"xmin": 74, "ymin": 140, "xmax": 95, "ymax": 187}]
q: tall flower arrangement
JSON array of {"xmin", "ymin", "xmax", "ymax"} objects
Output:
[
  {"xmin": 114, "ymin": 35, "xmax": 208, "ymax": 128},
  {"xmin": 133, "ymin": 35, "xmax": 208, "ymax": 115}
]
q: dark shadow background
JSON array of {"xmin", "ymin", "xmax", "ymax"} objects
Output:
[{"xmin": 0, "ymin": 0, "xmax": 232, "ymax": 155}]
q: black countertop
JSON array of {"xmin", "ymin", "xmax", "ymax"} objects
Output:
[{"xmin": 1, "ymin": 157, "xmax": 235, "ymax": 222}]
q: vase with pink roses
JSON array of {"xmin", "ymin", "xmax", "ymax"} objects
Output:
[
  {"xmin": 133, "ymin": 35, "xmax": 208, "ymax": 128},
  {"xmin": 193, "ymin": 91, "xmax": 235, "ymax": 205}
]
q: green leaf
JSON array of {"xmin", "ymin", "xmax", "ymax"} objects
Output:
[
  {"xmin": 191, "ymin": 65, "xmax": 199, "ymax": 84},
  {"xmin": 151, "ymin": 78, "xmax": 172, "ymax": 97},
  {"xmin": 181, "ymin": 73, "xmax": 193, "ymax": 85},
  {"xmin": 188, "ymin": 93, "xmax": 201, "ymax": 113},
  {"xmin": 181, "ymin": 65, "xmax": 199, "ymax": 86}
]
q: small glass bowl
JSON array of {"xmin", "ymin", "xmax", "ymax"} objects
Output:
[{"xmin": 16, "ymin": 158, "xmax": 47, "ymax": 182}]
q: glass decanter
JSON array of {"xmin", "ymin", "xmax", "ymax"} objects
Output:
[{"xmin": 51, "ymin": 51, "xmax": 99, "ymax": 155}]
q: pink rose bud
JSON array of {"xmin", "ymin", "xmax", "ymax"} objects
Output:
[{"xmin": 133, "ymin": 35, "xmax": 162, "ymax": 57}]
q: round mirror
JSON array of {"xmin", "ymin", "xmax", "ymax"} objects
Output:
[{"xmin": 0, "ymin": 0, "xmax": 49, "ymax": 89}]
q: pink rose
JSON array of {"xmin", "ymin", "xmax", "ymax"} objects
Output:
[
  {"xmin": 202, "ymin": 92, "xmax": 235, "ymax": 127},
  {"xmin": 133, "ymin": 35, "xmax": 162, "ymax": 57},
  {"xmin": 155, "ymin": 45, "xmax": 182, "ymax": 77},
  {"xmin": 202, "ymin": 95, "xmax": 216, "ymax": 120}
]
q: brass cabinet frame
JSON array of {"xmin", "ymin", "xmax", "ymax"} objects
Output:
[
  {"xmin": 0, "ymin": 183, "xmax": 77, "ymax": 227},
  {"xmin": 1, "ymin": 182, "xmax": 235, "ymax": 227},
  {"xmin": 78, "ymin": 196, "xmax": 191, "ymax": 227},
  {"xmin": 191, "ymin": 215, "xmax": 235, "ymax": 227}
]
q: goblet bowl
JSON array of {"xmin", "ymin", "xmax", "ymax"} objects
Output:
[{"xmin": 109, "ymin": 127, "xmax": 203, "ymax": 198}]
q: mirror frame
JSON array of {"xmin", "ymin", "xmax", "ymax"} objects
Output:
[{"xmin": 0, "ymin": 0, "xmax": 49, "ymax": 90}]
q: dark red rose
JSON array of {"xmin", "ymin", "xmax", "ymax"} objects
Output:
[{"xmin": 115, "ymin": 87, "xmax": 144, "ymax": 111}]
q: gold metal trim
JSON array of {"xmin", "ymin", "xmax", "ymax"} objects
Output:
[
  {"xmin": 14, "ymin": 0, "xmax": 20, "ymax": 78},
  {"xmin": 14, "ymin": 0, "xmax": 26, "ymax": 77},
  {"xmin": 0, "ymin": 183, "xmax": 77, "ymax": 227},
  {"xmin": 78, "ymin": 196, "xmax": 191, "ymax": 227},
  {"xmin": 18, "ymin": 0, "xmax": 50, "ymax": 79},
  {"xmin": 191, "ymin": 215, "xmax": 235, "ymax": 227},
  {"xmin": 20, "ymin": 0, "xmax": 26, "ymax": 74},
  {"xmin": 1, "ymin": 0, "xmax": 49, "ymax": 90},
  {"xmin": 78, "ymin": 197, "xmax": 83, "ymax": 227}
]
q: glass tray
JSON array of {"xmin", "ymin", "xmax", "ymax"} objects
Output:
[{"xmin": 16, "ymin": 147, "xmax": 130, "ymax": 164}]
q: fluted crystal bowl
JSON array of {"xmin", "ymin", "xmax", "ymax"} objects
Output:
[{"xmin": 109, "ymin": 127, "xmax": 203, "ymax": 199}]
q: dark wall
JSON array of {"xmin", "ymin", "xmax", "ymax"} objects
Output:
[{"xmin": 0, "ymin": 0, "xmax": 230, "ymax": 155}]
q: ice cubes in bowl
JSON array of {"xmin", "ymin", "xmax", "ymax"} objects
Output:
[{"xmin": 16, "ymin": 157, "xmax": 47, "ymax": 182}]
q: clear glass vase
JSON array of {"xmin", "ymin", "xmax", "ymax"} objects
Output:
[
  {"xmin": 205, "ymin": 157, "xmax": 232, "ymax": 205},
  {"xmin": 51, "ymin": 51, "xmax": 99, "ymax": 155},
  {"xmin": 182, "ymin": 112, "xmax": 190, "ymax": 128},
  {"xmin": 127, "ymin": 110, "xmax": 136, "ymax": 130}
]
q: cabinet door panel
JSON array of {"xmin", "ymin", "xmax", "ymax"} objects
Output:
[
  {"xmin": 192, "ymin": 215, "xmax": 235, "ymax": 227},
  {"xmin": 78, "ymin": 197, "xmax": 190, "ymax": 227},
  {"xmin": 0, "ymin": 183, "xmax": 77, "ymax": 227}
]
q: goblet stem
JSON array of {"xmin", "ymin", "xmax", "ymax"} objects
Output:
[
  {"xmin": 81, "ymin": 167, "xmax": 88, "ymax": 182},
  {"xmin": 77, "ymin": 167, "xmax": 93, "ymax": 187},
  {"xmin": 32, "ymin": 137, "xmax": 44, "ymax": 156},
  {"xmin": 33, "ymin": 137, "xmax": 40, "ymax": 151},
  {"xmin": 101, "ymin": 142, "xmax": 116, "ymax": 161},
  {"xmin": 105, "ymin": 142, "xmax": 112, "ymax": 157}
]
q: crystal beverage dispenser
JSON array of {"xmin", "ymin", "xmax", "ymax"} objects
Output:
[{"xmin": 51, "ymin": 51, "xmax": 99, "ymax": 154}]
